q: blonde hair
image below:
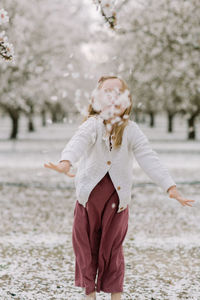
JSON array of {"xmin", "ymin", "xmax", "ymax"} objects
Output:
[{"xmin": 82, "ymin": 75, "xmax": 133, "ymax": 149}]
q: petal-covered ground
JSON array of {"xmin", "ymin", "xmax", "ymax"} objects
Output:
[{"xmin": 0, "ymin": 115, "xmax": 199, "ymax": 299}]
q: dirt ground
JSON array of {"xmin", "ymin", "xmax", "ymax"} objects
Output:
[{"xmin": 0, "ymin": 115, "xmax": 199, "ymax": 299}]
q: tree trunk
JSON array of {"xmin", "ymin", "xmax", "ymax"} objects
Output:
[
  {"xmin": 51, "ymin": 109, "xmax": 58, "ymax": 123},
  {"xmin": 167, "ymin": 112, "xmax": 174, "ymax": 133},
  {"xmin": 41, "ymin": 109, "xmax": 46, "ymax": 126},
  {"xmin": 187, "ymin": 115, "xmax": 196, "ymax": 140},
  {"xmin": 28, "ymin": 115, "xmax": 34, "ymax": 132},
  {"xmin": 149, "ymin": 111, "xmax": 154, "ymax": 127},
  {"xmin": 55, "ymin": 103, "xmax": 65, "ymax": 123},
  {"xmin": 8, "ymin": 109, "xmax": 20, "ymax": 139},
  {"xmin": 27, "ymin": 104, "xmax": 35, "ymax": 132}
]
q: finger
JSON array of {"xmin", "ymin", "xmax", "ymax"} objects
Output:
[
  {"xmin": 44, "ymin": 163, "xmax": 54, "ymax": 169},
  {"xmin": 65, "ymin": 171, "xmax": 76, "ymax": 177},
  {"xmin": 48, "ymin": 162, "xmax": 61, "ymax": 171},
  {"xmin": 182, "ymin": 200, "xmax": 194, "ymax": 207},
  {"xmin": 182, "ymin": 199, "xmax": 195, "ymax": 204},
  {"xmin": 185, "ymin": 202, "xmax": 194, "ymax": 207},
  {"xmin": 66, "ymin": 173, "xmax": 76, "ymax": 177},
  {"xmin": 44, "ymin": 163, "xmax": 60, "ymax": 172},
  {"xmin": 44, "ymin": 162, "xmax": 55, "ymax": 167},
  {"xmin": 44, "ymin": 163, "xmax": 51, "ymax": 167},
  {"xmin": 48, "ymin": 162, "xmax": 57, "ymax": 168}
]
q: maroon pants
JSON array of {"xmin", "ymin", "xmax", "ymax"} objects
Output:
[{"xmin": 72, "ymin": 171, "xmax": 129, "ymax": 295}]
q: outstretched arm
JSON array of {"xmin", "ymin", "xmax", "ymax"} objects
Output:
[
  {"xmin": 44, "ymin": 117, "xmax": 97, "ymax": 177},
  {"xmin": 59, "ymin": 116, "xmax": 97, "ymax": 167},
  {"xmin": 130, "ymin": 121, "xmax": 176, "ymax": 193},
  {"xmin": 130, "ymin": 121, "xmax": 195, "ymax": 207}
]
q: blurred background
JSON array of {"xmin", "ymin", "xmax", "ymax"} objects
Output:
[{"xmin": 0, "ymin": 0, "xmax": 200, "ymax": 299}]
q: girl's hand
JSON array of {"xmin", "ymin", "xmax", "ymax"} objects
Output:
[
  {"xmin": 167, "ymin": 185, "xmax": 195, "ymax": 207},
  {"xmin": 44, "ymin": 160, "xmax": 75, "ymax": 177}
]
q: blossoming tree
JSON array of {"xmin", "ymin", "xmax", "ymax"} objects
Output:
[
  {"xmin": 0, "ymin": 0, "xmax": 99, "ymax": 139},
  {"xmin": 0, "ymin": 8, "xmax": 14, "ymax": 61},
  {"xmin": 93, "ymin": 0, "xmax": 200, "ymax": 140}
]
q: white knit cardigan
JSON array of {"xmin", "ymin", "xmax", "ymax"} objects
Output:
[{"xmin": 59, "ymin": 115, "xmax": 176, "ymax": 213}]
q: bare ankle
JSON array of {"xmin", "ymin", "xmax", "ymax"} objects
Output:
[
  {"xmin": 86, "ymin": 291, "xmax": 96, "ymax": 299},
  {"xmin": 111, "ymin": 292, "xmax": 122, "ymax": 300}
]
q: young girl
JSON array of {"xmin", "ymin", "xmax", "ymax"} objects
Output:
[{"xmin": 44, "ymin": 75, "xmax": 195, "ymax": 300}]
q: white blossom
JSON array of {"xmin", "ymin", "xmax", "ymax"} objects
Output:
[
  {"xmin": 91, "ymin": 86, "xmax": 131, "ymax": 125},
  {"xmin": 0, "ymin": 8, "xmax": 9, "ymax": 25},
  {"xmin": 0, "ymin": 9, "xmax": 14, "ymax": 61}
]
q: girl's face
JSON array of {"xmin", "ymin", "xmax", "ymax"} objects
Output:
[{"xmin": 100, "ymin": 78, "xmax": 126, "ymax": 117}]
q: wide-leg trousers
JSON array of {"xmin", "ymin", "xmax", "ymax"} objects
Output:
[{"xmin": 72, "ymin": 171, "xmax": 129, "ymax": 295}]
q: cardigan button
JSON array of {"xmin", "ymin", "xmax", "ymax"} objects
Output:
[
  {"xmin": 107, "ymin": 160, "xmax": 111, "ymax": 165},
  {"xmin": 117, "ymin": 186, "xmax": 121, "ymax": 190},
  {"xmin": 120, "ymin": 206, "xmax": 124, "ymax": 210}
]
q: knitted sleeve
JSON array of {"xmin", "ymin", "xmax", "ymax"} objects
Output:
[
  {"xmin": 59, "ymin": 117, "xmax": 97, "ymax": 167},
  {"xmin": 130, "ymin": 121, "xmax": 176, "ymax": 193}
]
